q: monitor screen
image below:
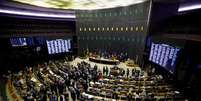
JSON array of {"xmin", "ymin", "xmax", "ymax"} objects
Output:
[
  {"xmin": 10, "ymin": 38, "xmax": 27, "ymax": 47},
  {"xmin": 26, "ymin": 37, "xmax": 34, "ymax": 46},
  {"xmin": 149, "ymin": 43, "xmax": 180, "ymax": 73},
  {"xmin": 46, "ymin": 39, "xmax": 71, "ymax": 54},
  {"xmin": 35, "ymin": 37, "xmax": 46, "ymax": 46}
]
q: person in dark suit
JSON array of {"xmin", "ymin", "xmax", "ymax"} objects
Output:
[
  {"xmin": 127, "ymin": 68, "xmax": 130, "ymax": 78},
  {"xmin": 132, "ymin": 68, "xmax": 136, "ymax": 77},
  {"xmin": 60, "ymin": 94, "xmax": 66, "ymax": 101},
  {"xmin": 103, "ymin": 66, "xmax": 106, "ymax": 76},
  {"xmin": 105, "ymin": 66, "xmax": 109, "ymax": 76},
  {"xmin": 112, "ymin": 89, "xmax": 118, "ymax": 100},
  {"xmin": 69, "ymin": 87, "xmax": 76, "ymax": 101},
  {"xmin": 127, "ymin": 92, "xmax": 133, "ymax": 101}
]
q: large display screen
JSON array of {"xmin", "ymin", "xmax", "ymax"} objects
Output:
[
  {"xmin": 10, "ymin": 38, "xmax": 27, "ymax": 47},
  {"xmin": 46, "ymin": 39, "xmax": 71, "ymax": 54},
  {"xmin": 149, "ymin": 43, "xmax": 180, "ymax": 73}
]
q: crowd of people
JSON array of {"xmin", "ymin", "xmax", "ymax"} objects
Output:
[
  {"xmin": 3, "ymin": 57, "xmax": 187, "ymax": 101},
  {"xmin": 5, "ymin": 60, "xmax": 103, "ymax": 101}
]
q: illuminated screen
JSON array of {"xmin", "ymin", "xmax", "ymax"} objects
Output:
[
  {"xmin": 10, "ymin": 38, "xmax": 27, "ymax": 46},
  {"xmin": 149, "ymin": 43, "xmax": 180, "ymax": 73},
  {"xmin": 46, "ymin": 39, "xmax": 71, "ymax": 54}
]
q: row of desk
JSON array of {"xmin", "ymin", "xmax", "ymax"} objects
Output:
[{"xmin": 89, "ymin": 57, "xmax": 120, "ymax": 65}]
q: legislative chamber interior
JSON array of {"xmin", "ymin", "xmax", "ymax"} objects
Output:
[{"xmin": 0, "ymin": 0, "xmax": 201, "ymax": 101}]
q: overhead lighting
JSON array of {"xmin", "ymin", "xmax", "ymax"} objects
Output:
[
  {"xmin": 0, "ymin": 9, "xmax": 76, "ymax": 18},
  {"xmin": 13, "ymin": 0, "xmax": 147, "ymax": 10},
  {"xmin": 178, "ymin": 4, "xmax": 201, "ymax": 12}
]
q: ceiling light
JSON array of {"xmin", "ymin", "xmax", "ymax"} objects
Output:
[
  {"xmin": 178, "ymin": 4, "xmax": 201, "ymax": 12},
  {"xmin": 0, "ymin": 9, "xmax": 76, "ymax": 18},
  {"xmin": 13, "ymin": 0, "xmax": 147, "ymax": 10}
]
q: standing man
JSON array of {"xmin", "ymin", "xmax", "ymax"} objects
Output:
[
  {"xmin": 127, "ymin": 68, "xmax": 130, "ymax": 78},
  {"xmin": 105, "ymin": 66, "xmax": 109, "ymax": 76},
  {"xmin": 103, "ymin": 66, "xmax": 105, "ymax": 76}
]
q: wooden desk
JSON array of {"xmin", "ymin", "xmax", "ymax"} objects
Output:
[{"xmin": 89, "ymin": 57, "xmax": 120, "ymax": 65}]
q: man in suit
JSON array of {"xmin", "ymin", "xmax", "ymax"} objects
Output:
[
  {"xmin": 127, "ymin": 92, "xmax": 133, "ymax": 101},
  {"xmin": 127, "ymin": 68, "xmax": 130, "ymax": 78}
]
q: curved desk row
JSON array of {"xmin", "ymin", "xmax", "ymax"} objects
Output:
[{"xmin": 89, "ymin": 57, "xmax": 120, "ymax": 65}]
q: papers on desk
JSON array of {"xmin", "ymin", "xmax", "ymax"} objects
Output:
[
  {"xmin": 19, "ymin": 79, "xmax": 25, "ymax": 84},
  {"xmin": 82, "ymin": 92, "xmax": 93, "ymax": 98},
  {"xmin": 49, "ymin": 70, "xmax": 54, "ymax": 75},
  {"xmin": 175, "ymin": 91, "xmax": 180, "ymax": 94},
  {"xmin": 103, "ymin": 78, "xmax": 109, "ymax": 81},
  {"xmin": 90, "ymin": 82, "xmax": 94, "ymax": 85},
  {"xmin": 96, "ymin": 82, "xmax": 101, "ymax": 85},
  {"xmin": 31, "ymin": 77, "xmax": 42, "ymax": 87},
  {"xmin": 31, "ymin": 77, "xmax": 37, "ymax": 82}
]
